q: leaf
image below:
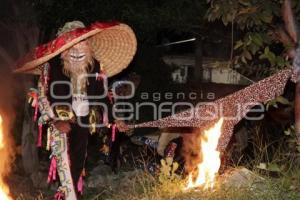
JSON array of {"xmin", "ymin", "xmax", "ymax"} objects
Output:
[
  {"xmin": 243, "ymin": 50, "xmax": 253, "ymax": 60},
  {"xmin": 241, "ymin": 56, "xmax": 247, "ymax": 64},
  {"xmin": 161, "ymin": 164, "xmax": 171, "ymax": 176},
  {"xmin": 264, "ymin": 47, "xmax": 270, "ymax": 54},
  {"xmin": 234, "ymin": 40, "xmax": 244, "ymax": 49},
  {"xmin": 260, "ymin": 11, "xmax": 273, "ymax": 23},
  {"xmin": 256, "ymin": 163, "xmax": 267, "ymax": 170},
  {"xmin": 159, "ymin": 176, "xmax": 164, "ymax": 183},
  {"xmin": 249, "ymin": 43, "xmax": 260, "ymax": 54},
  {"xmin": 266, "ymin": 163, "xmax": 281, "ymax": 172},
  {"xmin": 260, "ymin": 47, "xmax": 276, "ymax": 66},
  {"xmin": 238, "ymin": 0, "xmax": 251, "ymax": 6},
  {"xmin": 172, "ymin": 162, "xmax": 179, "ymax": 173},
  {"xmin": 291, "ymin": 125, "xmax": 295, "ymax": 130},
  {"xmin": 161, "ymin": 159, "xmax": 166, "ymax": 166},
  {"xmin": 284, "ymin": 129, "xmax": 291, "ymax": 135},
  {"xmin": 259, "ymin": 53, "xmax": 268, "ymax": 60},
  {"xmin": 268, "ymin": 52, "xmax": 276, "ymax": 63},
  {"xmin": 252, "ymin": 33, "xmax": 263, "ymax": 47},
  {"xmin": 166, "ymin": 157, "xmax": 173, "ymax": 166},
  {"xmin": 256, "ymin": 163, "xmax": 281, "ymax": 172},
  {"xmin": 275, "ymin": 96, "xmax": 291, "ymax": 105},
  {"xmin": 266, "ymin": 103, "xmax": 270, "ymax": 111},
  {"xmin": 222, "ymin": 15, "xmax": 229, "ymax": 26},
  {"xmin": 266, "ymin": 99, "xmax": 277, "ymax": 110}
]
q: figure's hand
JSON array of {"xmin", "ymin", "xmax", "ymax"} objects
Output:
[
  {"xmin": 54, "ymin": 120, "xmax": 71, "ymax": 134},
  {"xmin": 115, "ymin": 120, "xmax": 129, "ymax": 132}
]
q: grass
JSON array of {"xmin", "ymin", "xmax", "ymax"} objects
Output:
[
  {"xmin": 85, "ymin": 169, "xmax": 300, "ymax": 200},
  {"xmin": 16, "ymin": 169, "xmax": 300, "ymax": 200},
  {"xmin": 93, "ymin": 122, "xmax": 300, "ymax": 200}
]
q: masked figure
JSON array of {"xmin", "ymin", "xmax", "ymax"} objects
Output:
[{"xmin": 14, "ymin": 21, "xmax": 136, "ymax": 199}]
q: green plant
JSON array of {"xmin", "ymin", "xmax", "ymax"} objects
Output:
[
  {"xmin": 158, "ymin": 157, "xmax": 179, "ymax": 183},
  {"xmin": 207, "ymin": 0, "xmax": 300, "ymax": 78},
  {"xmin": 266, "ymin": 96, "xmax": 293, "ymax": 110}
]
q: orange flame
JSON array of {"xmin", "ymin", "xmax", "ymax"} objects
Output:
[
  {"xmin": 0, "ymin": 116, "xmax": 12, "ymax": 200},
  {"xmin": 185, "ymin": 118, "xmax": 223, "ymax": 190}
]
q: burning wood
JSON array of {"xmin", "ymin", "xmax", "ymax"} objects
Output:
[{"xmin": 185, "ymin": 118, "xmax": 223, "ymax": 190}]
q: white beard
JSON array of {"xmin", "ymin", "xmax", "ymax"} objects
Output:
[{"xmin": 60, "ymin": 41, "xmax": 94, "ymax": 117}]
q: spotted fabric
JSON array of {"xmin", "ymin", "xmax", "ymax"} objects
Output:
[{"xmin": 131, "ymin": 68, "xmax": 296, "ymax": 152}]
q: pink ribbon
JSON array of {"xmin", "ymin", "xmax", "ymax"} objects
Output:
[
  {"xmin": 54, "ymin": 191, "xmax": 65, "ymax": 200},
  {"xmin": 103, "ymin": 110, "xmax": 109, "ymax": 126},
  {"xmin": 33, "ymin": 102, "xmax": 39, "ymax": 122},
  {"xmin": 37, "ymin": 124, "xmax": 43, "ymax": 147},
  {"xmin": 112, "ymin": 124, "xmax": 117, "ymax": 142},
  {"xmin": 47, "ymin": 156, "xmax": 57, "ymax": 183},
  {"xmin": 77, "ymin": 175, "xmax": 84, "ymax": 195}
]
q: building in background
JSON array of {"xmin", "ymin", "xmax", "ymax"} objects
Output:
[{"xmin": 163, "ymin": 55, "xmax": 253, "ymax": 85}]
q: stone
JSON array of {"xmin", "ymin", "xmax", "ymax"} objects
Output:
[
  {"xmin": 89, "ymin": 161, "xmax": 112, "ymax": 176},
  {"xmin": 221, "ymin": 167, "xmax": 265, "ymax": 188},
  {"xmin": 87, "ymin": 161, "xmax": 113, "ymax": 188},
  {"xmin": 86, "ymin": 174, "xmax": 108, "ymax": 188}
]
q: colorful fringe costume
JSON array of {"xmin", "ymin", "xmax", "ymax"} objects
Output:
[{"xmin": 15, "ymin": 21, "xmax": 137, "ymax": 200}]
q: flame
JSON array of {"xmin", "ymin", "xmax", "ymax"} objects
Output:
[
  {"xmin": 185, "ymin": 118, "xmax": 223, "ymax": 190},
  {"xmin": 0, "ymin": 116, "xmax": 12, "ymax": 200}
]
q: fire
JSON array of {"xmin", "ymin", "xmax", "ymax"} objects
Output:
[
  {"xmin": 185, "ymin": 118, "xmax": 223, "ymax": 190},
  {"xmin": 0, "ymin": 186, "xmax": 11, "ymax": 200},
  {"xmin": 0, "ymin": 116, "xmax": 12, "ymax": 200}
]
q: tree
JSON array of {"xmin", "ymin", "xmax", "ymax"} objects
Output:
[
  {"xmin": 207, "ymin": 0, "xmax": 300, "ymax": 79},
  {"xmin": 206, "ymin": 0, "xmax": 300, "ymax": 157}
]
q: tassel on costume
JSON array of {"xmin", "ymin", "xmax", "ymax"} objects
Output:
[
  {"xmin": 34, "ymin": 100, "xmax": 39, "ymax": 122},
  {"xmin": 27, "ymin": 89, "xmax": 39, "ymax": 122},
  {"xmin": 37, "ymin": 124, "xmax": 43, "ymax": 147},
  {"xmin": 77, "ymin": 175, "xmax": 84, "ymax": 195},
  {"xmin": 96, "ymin": 70, "xmax": 107, "ymax": 81},
  {"xmin": 47, "ymin": 156, "xmax": 57, "ymax": 183},
  {"xmin": 54, "ymin": 191, "xmax": 65, "ymax": 200},
  {"xmin": 111, "ymin": 124, "xmax": 117, "ymax": 142},
  {"xmin": 103, "ymin": 109, "xmax": 109, "ymax": 126}
]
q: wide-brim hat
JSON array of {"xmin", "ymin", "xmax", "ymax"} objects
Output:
[{"xmin": 13, "ymin": 21, "xmax": 137, "ymax": 77}]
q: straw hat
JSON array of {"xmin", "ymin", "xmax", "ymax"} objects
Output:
[{"xmin": 14, "ymin": 21, "xmax": 137, "ymax": 77}]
